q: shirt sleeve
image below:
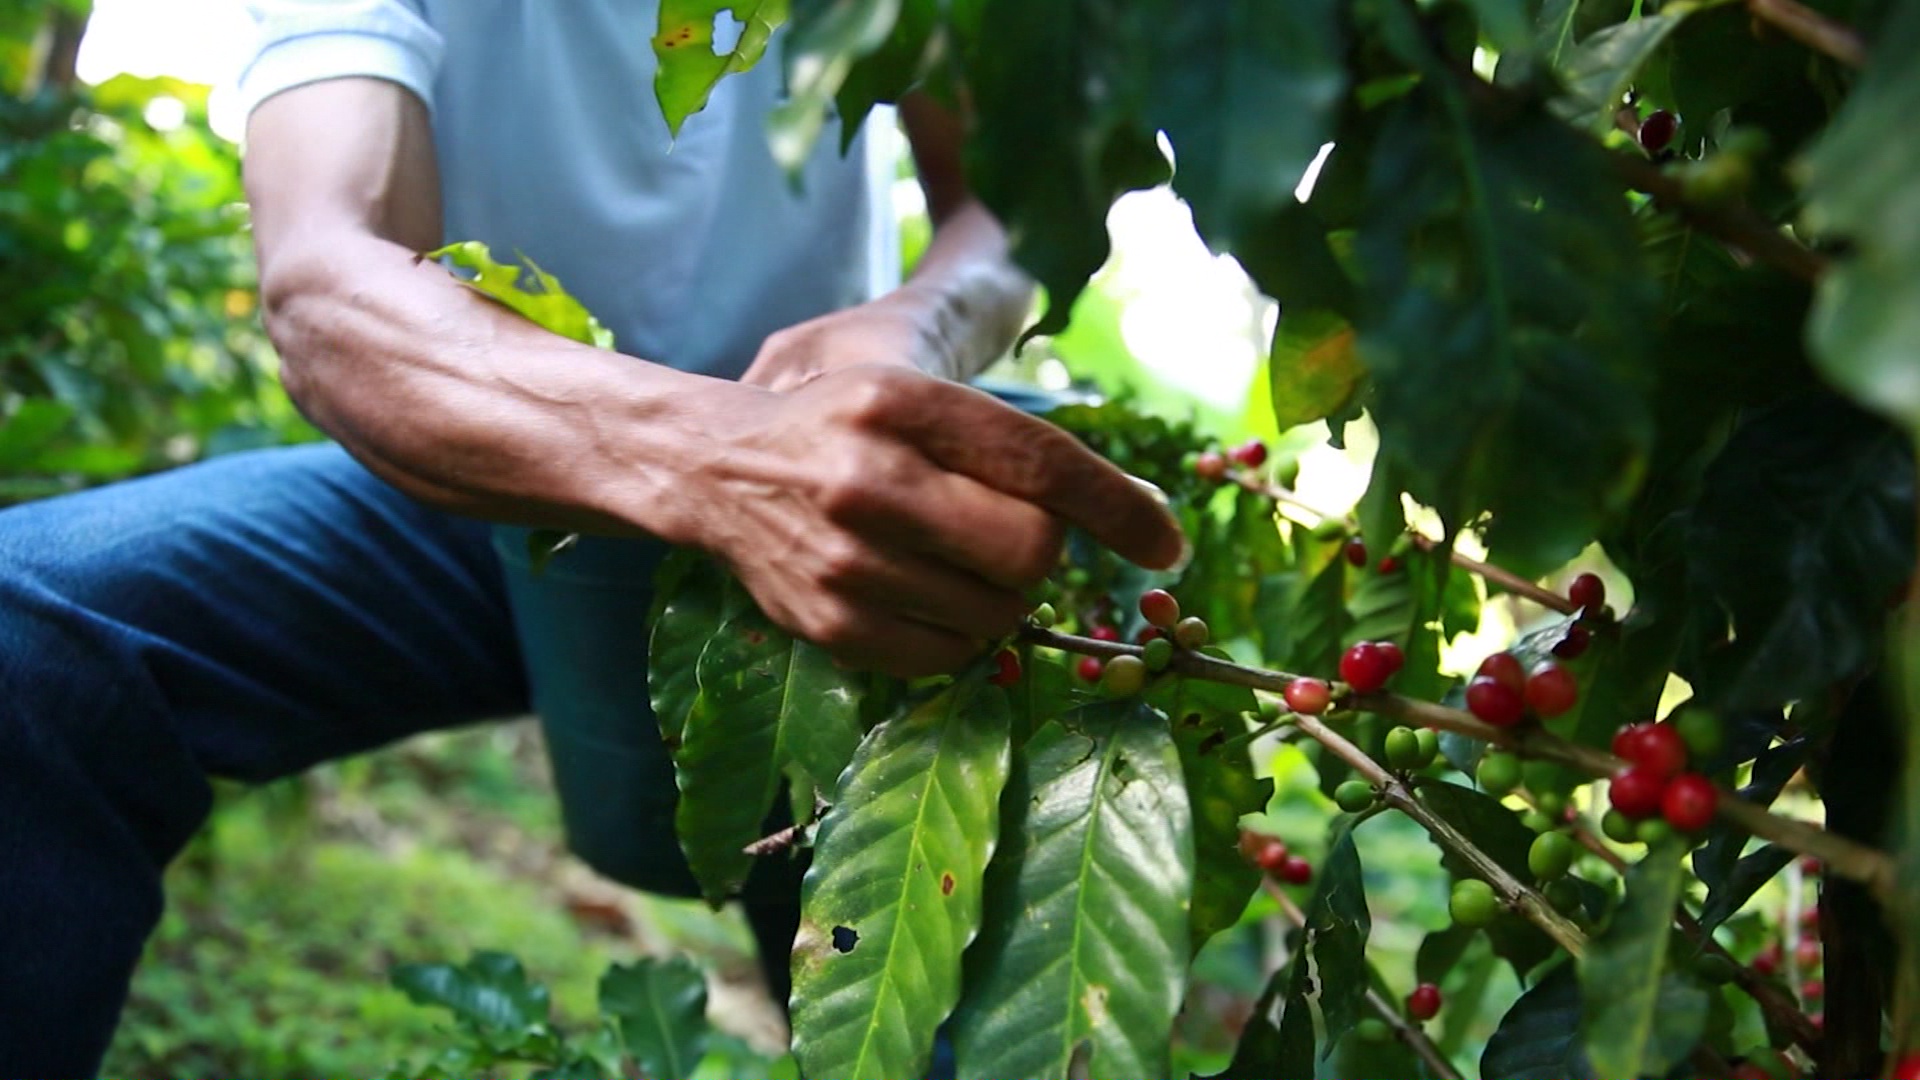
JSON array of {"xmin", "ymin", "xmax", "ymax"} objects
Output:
[{"xmin": 235, "ymin": 0, "xmax": 444, "ymax": 117}]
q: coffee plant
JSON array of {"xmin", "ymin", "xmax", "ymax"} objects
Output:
[{"xmin": 404, "ymin": 0, "xmax": 1920, "ymax": 1076}]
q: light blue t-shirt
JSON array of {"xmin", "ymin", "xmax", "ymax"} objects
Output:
[{"xmin": 237, "ymin": 0, "xmax": 899, "ymax": 378}]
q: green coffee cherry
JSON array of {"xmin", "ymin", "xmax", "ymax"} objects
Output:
[
  {"xmin": 1257, "ymin": 696, "xmax": 1282, "ymax": 722},
  {"xmin": 1450, "ymin": 879, "xmax": 1499, "ymax": 928},
  {"xmin": 1355, "ymin": 1018, "xmax": 1393, "ymax": 1044},
  {"xmin": 1672, "ymin": 706, "xmax": 1724, "ymax": 759},
  {"xmin": 1528, "ymin": 831, "xmax": 1576, "ymax": 880},
  {"xmin": 1142, "ymin": 637, "xmax": 1174, "ymax": 672},
  {"xmin": 1534, "ymin": 790, "xmax": 1568, "ymax": 822},
  {"xmin": 1384, "ymin": 727, "xmax": 1422, "ymax": 771},
  {"xmin": 1521, "ymin": 810, "xmax": 1556, "ymax": 834},
  {"xmin": 1334, "ymin": 780, "xmax": 1376, "ymax": 813},
  {"xmin": 1693, "ymin": 952, "xmax": 1737, "ymax": 985},
  {"xmin": 1601, "ymin": 809, "xmax": 1639, "ymax": 844},
  {"xmin": 1476, "ymin": 751, "xmax": 1522, "ymax": 797},
  {"xmin": 1101, "ymin": 655, "xmax": 1148, "ymax": 696},
  {"xmin": 1543, "ymin": 878, "xmax": 1583, "ymax": 915},
  {"xmin": 1636, "ymin": 818, "xmax": 1675, "ymax": 846},
  {"xmin": 1413, "ymin": 728, "xmax": 1439, "ymax": 768},
  {"xmin": 1030, "ymin": 602, "xmax": 1057, "ymax": 629},
  {"xmin": 1173, "ymin": 616, "xmax": 1211, "ymax": 650}
]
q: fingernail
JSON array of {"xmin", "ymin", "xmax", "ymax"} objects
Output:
[
  {"xmin": 1128, "ymin": 473, "xmax": 1171, "ymax": 508},
  {"xmin": 1167, "ymin": 533, "xmax": 1194, "ymax": 575}
]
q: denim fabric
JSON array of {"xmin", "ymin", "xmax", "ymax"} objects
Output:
[{"xmin": 0, "ymin": 381, "xmax": 1077, "ymax": 1075}]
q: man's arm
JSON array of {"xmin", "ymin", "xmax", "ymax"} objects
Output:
[
  {"xmin": 739, "ymin": 93, "xmax": 1031, "ymax": 390},
  {"xmin": 246, "ymin": 79, "xmax": 1184, "ymax": 677}
]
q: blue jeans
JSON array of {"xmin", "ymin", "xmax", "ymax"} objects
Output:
[
  {"xmin": 0, "ymin": 381, "xmax": 1073, "ymax": 1074},
  {"xmin": 0, "ymin": 443, "xmax": 805, "ymax": 1075}
]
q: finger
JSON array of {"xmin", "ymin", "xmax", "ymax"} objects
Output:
[
  {"xmin": 824, "ymin": 614, "xmax": 979, "ymax": 679},
  {"xmin": 879, "ymin": 381, "xmax": 1187, "ymax": 569},
  {"xmin": 859, "ymin": 469, "xmax": 1064, "ymax": 591},
  {"xmin": 840, "ymin": 545, "xmax": 1031, "ymax": 640}
]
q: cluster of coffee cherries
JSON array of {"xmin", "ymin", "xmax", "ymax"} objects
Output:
[
  {"xmin": 1603, "ymin": 718, "xmax": 1719, "ymax": 834},
  {"xmin": 1237, "ymin": 828, "xmax": 1313, "ymax": 886},
  {"xmin": 1049, "ymin": 588, "xmax": 1213, "ymax": 697},
  {"xmin": 1191, "ymin": 438, "xmax": 1269, "ymax": 483}
]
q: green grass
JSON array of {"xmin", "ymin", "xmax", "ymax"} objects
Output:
[{"xmin": 102, "ymin": 723, "xmax": 763, "ymax": 1079}]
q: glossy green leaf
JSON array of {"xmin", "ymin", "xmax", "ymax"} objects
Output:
[
  {"xmin": 1268, "ymin": 310, "xmax": 1361, "ymax": 433},
  {"xmin": 648, "ymin": 554, "xmax": 736, "ymax": 750},
  {"xmin": 1684, "ymin": 396, "xmax": 1915, "ymax": 707},
  {"xmin": 832, "ymin": 0, "xmax": 937, "ymax": 151},
  {"xmin": 1697, "ymin": 844, "xmax": 1793, "ymax": 931},
  {"xmin": 391, "ymin": 952, "xmax": 553, "ymax": 1038},
  {"xmin": 425, "ymin": 242, "xmax": 614, "ymax": 349},
  {"xmin": 953, "ymin": 704, "xmax": 1193, "ymax": 1079},
  {"xmin": 1580, "ymin": 840, "xmax": 1706, "ymax": 1078},
  {"xmin": 1482, "ymin": 962, "xmax": 1592, "ymax": 1080},
  {"xmin": 1802, "ymin": 0, "xmax": 1920, "ymax": 429},
  {"xmin": 599, "ymin": 958, "xmax": 709, "ymax": 1080},
  {"xmin": 1353, "ymin": 18, "xmax": 1656, "ymax": 574},
  {"xmin": 673, "ymin": 603, "xmax": 871, "ymax": 904},
  {"xmin": 790, "ymin": 679, "xmax": 1012, "ymax": 1080},
  {"xmin": 1213, "ymin": 826, "xmax": 1368, "ymax": 1080},
  {"xmin": 1143, "ymin": 0, "xmax": 1345, "ymax": 250},
  {"xmin": 1172, "ymin": 716, "xmax": 1269, "ymax": 952},
  {"xmin": 653, "ymin": 0, "xmax": 790, "ymax": 137},
  {"xmin": 769, "ymin": 0, "xmax": 900, "ymax": 171},
  {"xmin": 1553, "ymin": 14, "xmax": 1687, "ymax": 133}
]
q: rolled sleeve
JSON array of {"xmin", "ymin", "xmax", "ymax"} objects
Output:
[{"xmin": 236, "ymin": 0, "xmax": 444, "ymax": 117}]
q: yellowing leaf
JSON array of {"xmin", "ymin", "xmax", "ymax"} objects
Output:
[
  {"xmin": 654, "ymin": 0, "xmax": 791, "ymax": 137},
  {"xmin": 425, "ymin": 241, "xmax": 614, "ymax": 349},
  {"xmin": 1268, "ymin": 309, "xmax": 1360, "ymax": 431}
]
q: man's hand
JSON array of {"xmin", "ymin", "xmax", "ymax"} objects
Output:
[
  {"xmin": 739, "ymin": 291, "xmax": 948, "ymax": 392},
  {"xmin": 689, "ymin": 366, "xmax": 1186, "ymax": 678}
]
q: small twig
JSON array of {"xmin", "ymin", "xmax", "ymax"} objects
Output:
[
  {"xmin": 1291, "ymin": 710, "xmax": 1589, "ymax": 957},
  {"xmin": 1231, "ymin": 473, "xmax": 1579, "ymax": 615},
  {"xmin": 1555, "ymin": 806, "xmax": 1823, "ymax": 1053},
  {"xmin": 1612, "ymin": 153, "xmax": 1829, "ymax": 284},
  {"xmin": 1265, "ymin": 883, "xmax": 1465, "ymax": 1080},
  {"xmin": 1018, "ymin": 627, "xmax": 1899, "ymax": 900},
  {"xmin": 743, "ymin": 821, "xmax": 809, "ymax": 858},
  {"xmin": 1746, "ymin": 0, "xmax": 1867, "ymax": 67}
]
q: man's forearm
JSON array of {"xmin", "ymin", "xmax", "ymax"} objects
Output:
[
  {"xmin": 889, "ymin": 198, "xmax": 1034, "ymax": 381},
  {"xmin": 258, "ymin": 232, "xmax": 732, "ymax": 544}
]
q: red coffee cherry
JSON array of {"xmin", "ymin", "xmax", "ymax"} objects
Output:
[
  {"xmin": 1229, "ymin": 439, "xmax": 1269, "ymax": 468},
  {"xmin": 1194, "ymin": 450, "xmax": 1229, "ymax": 482},
  {"xmin": 1406, "ymin": 983, "xmax": 1443, "ymax": 1022},
  {"xmin": 1661, "ymin": 772, "xmax": 1717, "ymax": 831},
  {"xmin": 1278, "ymin": 854, "xmax": 1313, "ymax": 885},
  {"xmin": 1374, "ymin": 641, "xmax": 1405, "ymax": 673},
  {"xmin": 1794, "ymin": 936, "xmax": 1822, "ymax": 969},
  {"xmin": 1344, "ymin": 537, "xmax": 1369, "ymax": 567},
  {"xmin": 1477, "ymin": 651, "xmax": 1525, "ymax": 692},
  {"xmin": 1639, "ymin": 109, "xmax": 1679, "ymax": 153},
  {"xmin": 1138, "ymin": 588, "xmax": 1180, "ymax": 630},
  {"xmin": 1568, "ymin": 572, "xmax": 1606, "ymax": 613},
  {"xmin": 1255, "ymin": 839, "xmax": 1291, "ymax": 874},
  {"xmin": 1752, "ymin": 941, "xmax": 1782, "ymax": 977},
  {"xmin": 1609, "ymin": 764, "xmax": 1667, "ymax": 819},
  {"xmin": 1076, "ymin": 655, "xmax": 1104, "ymax": 682},
  {"xmin": 1525, "ymin": 663, "xmax": 1579, "ymax": 718},
  {"xmin": 1283, "ymin": 677, "xmax": 1332, "ymax": 715},
  {"xmin": 1801, "ymin": 978, "xmax": 1824, "ymax": 1002},
  {"xmin": 1466, "ymin": 676, "xmax": 1526, "ymax": 727},
  {"xmin": 1377, "ymin": 555, "xmax": 1401, "ymax": 574},
  {"xmin": 1891, "ymin": 1052, "xmax": 1920, "ymax": 1080},
  {"xmin": 1340, "ymin": 642, "xmax": 1397, "ymax": 693},
  {"xmin": 989, "ymin": 649, "xmax": 1021, "ymax": 687},
  {"xmin": 1088, "ymin": 624, "xmax": 1121, "ymax": 643},
  {"xmin": 1615, "ymin": 723, "xmax": 1688, "ymax": 779},
  {"xmin": 1239, "ymin": 830, "xmax": 1285, "ymax": 866}
]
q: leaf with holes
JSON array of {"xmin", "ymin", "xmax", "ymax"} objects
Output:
[
  {"xmin": 954, "ymin": 703, "xmax": 1192, "ymax": 1080},
  {"xmin": 789, "ymin": 678, "xmax": 1012, "ymax": 1080},
  {"xmin": 425, "ymin": 242, "xmax": 614, "ymax": 349},
  {"xmin": 654, "ymin": 0, "xmax": 790, "ymax": 137},
  {"xmin": 599, "ymin": 958, "xmax": 710, "ymax": 1080},
  {"xmin": 672, "ymin": 603, "xmax": 870, "ymax": 904},
  {"xmin": 1141, "ymin": 0, "xmax": 1345, "ymax": 250}
]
